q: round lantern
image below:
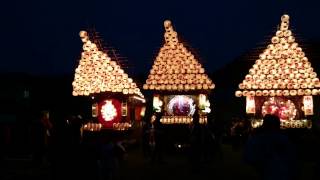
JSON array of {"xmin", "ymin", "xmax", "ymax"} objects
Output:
[
  {"xmin": 276, "ymin": 90, "xmax": 283, "ymax": 96},
  {"xmin": 283, "ymin": 90, "xmax": 289, "ymax": 96},
  {"xmin": 276, "ymin": 31, "xmax": 283, "ymax": 37},
  {"xmin": 239, "ymin": 83, "xmax": 245, "ymax": 89},
  {"xmin": 262, "ymin": 90, "xmax": 269, "ymax": 96},
  {"xmin": 249, "ymin": 91, "xmax": 255, "ymax": 96},
  {"xmin": 235, "ymin": 91, "xmax": 242, "ymax": 97},
  {"xmin": 284, "ymin": 30, "xmax": 292, "ymax": 37},
  {"xmin": 312, "ymin": 89, "xmax": 318, "ymax": 95},
  {"xmin": 243, "ymin": 91, "xmax": 248, "ymax": 96},
  {"xmin": 272, "ymin": 37, "xmax": 279, "ymax": 44},
  {"xmin": 79, "ymin": 31, "xmax": 88, "ymax": 38},
  {"xmin": 289, "ymin": 90, "xmax": 297, "ymax": 96},
  {"xmin": 305, "ymin": 89, "xmax": 312, "ymax": 95},
  {"xmin": 256, "ymin": 90, "xmax": 262, "ymax": 96},
  {"xmin": 297, "ymin": 89, "xmax": 304, "ymax": 96},
  {"xmin": 269, "ymin": 90, "xmax": 276, "ymax": 96},
  {"xmin": 281, "ymin": 14, "xmax": 290, "ymax": 21}
]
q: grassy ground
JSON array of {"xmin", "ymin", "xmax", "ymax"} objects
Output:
[
  {"xmin": 1, "ymin": 143, "xmax": 317, "ymax": 180},
  {"xmin": 119, "ymin": 144, "xmax": 260, "ymax": 180}
]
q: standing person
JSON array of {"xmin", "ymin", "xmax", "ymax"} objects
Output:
[
  {"xmin": 48, "ymin": 109, "xmax": 74, "ymax": 180},
  {"xmin": 203, "ymin": 124, "xmax": 215, "ymax": 163},
  {"xmin": 141, "ymin": 119, "xmax": 150, "ymax": 158},
  {"xmin": 189, "ymin": 106, "xmax": 202, "ymax": 171},
  {"xmin": 32, "ymin": 110, "xmax": 52, "ymax": 166},
  {"xmin": 151, "ymin": 111, "xmax": 165, "ymax": 164},
  {"xmin": 231, "ymin": 119, "xmax": 244, "ymax": 151},
  {"xmin": 244, "ymin": 114, "xmax": 297, "ymax": 180},
  {"xmin": 148, "ymin": 118, "xmax": 156, "ymax": 162},
  {"xmin": 98, "ymin": 137, "xmax": 116, "ymax": 180},
  {"xmin": 312, "ymin": 121, "xmax": 320, "ymax": 179},
  {"xmin": 64, "ymin": 114, "xmax": 83, "ymax": 179},
  {"xmin": 68, "ymin": 115, "xmax": 82, "ymax": 146}
]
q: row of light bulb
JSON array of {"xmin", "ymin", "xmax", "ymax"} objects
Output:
[
  {"xmin": 83, "ymin": 123, "xmax": 102, "ymax": 131},
  {"xmin": 155, "ymin": 46, "xmax": 196, "ymax": 59},
  {"xmin": 160, "ymin": 116, "xmax": 207, "ymax": 124},
  {"xmin": 146, "ymin": 77, "xmax": 212, "ymax": 86},
  {"xmin": 150, "ymin": 65, "xmax": 205, "ymax": 74},
  {"xmin": 247, "ymin": 62, "xmax": 313, "ymax": 76},
  {"xmin": 155, "ymin": 50, "xmax": 196, "ymax": 62},
  {"xmin": 251, "ymin": 119, "xmax": 311, "ymax": 129},
  {"xmin": 144, "ymin": 20, "xmax": 214, "ymax": 91},
  {"xmin": 73, "ymin": 31, "xmax": 144, "ymax": 98},
  {"xmin": 144, "ymin": 84, "xmax": 215, "ymax": 91},
  {"xmin": 113, "ymin": 122, "xmax": 131, "ymax": 130},
  {"xmin": 82, "ymin": 122, "xmax": 132, "ymax": 131},
  {"xmin": 281, "ymin": 120, "xmax": 311, "ymax": 128},
  {"xmin": 147, "ymin": 73, "xmax": 210, "ymax": 81},
  {"xmin": 239, "ymin": 79, "xmax": 320, "ymax": 89},
  {"xmin": 235, "ymin": 89, "xmax": 320, "ymax": 97},
  {"xmin": 246, "ymin": 70, "xmax": 316, "ymax": 78}
]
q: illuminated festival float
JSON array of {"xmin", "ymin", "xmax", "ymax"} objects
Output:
[
  {"xmin": 235, "ymin": 14, "xmax": 318, "ymax": 129},
  {"xmin": 72, "ymin": 30, "xmax": 145, "ymax": 131},
  {"xmin": 143, "ymin": 20, "xmax": 214, "ymax": 125}
]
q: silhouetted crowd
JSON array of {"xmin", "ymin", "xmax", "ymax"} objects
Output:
[
  {"xmin": 2, "ymin": 108, "xmax": 320, "ymax": 180},
  {"xmin": 30, "ymin": 109, "xmax": 128, "ymax": 180}
]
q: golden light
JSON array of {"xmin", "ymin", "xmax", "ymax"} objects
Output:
[
  {"xmin": 235, "ymin": 14, "xmax": 319, "ymax": 129},
  {"xmin": 72, "ymin": 30, "xmax": 144, "ymax": 99},
  {"xmin": 143, "ymin": 20, "xmax": 214, "ymax": 91},
  {"xmin": 235, "ymin": 14, "xmax": 320, "ymax": 98}
]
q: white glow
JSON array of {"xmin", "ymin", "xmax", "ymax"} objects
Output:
[
  {"xmin": 153, "ymin": 96, "xmax": 163, "ymax": 112},
  {"xmin": 246, "ymin": 96, "xmax": 256, "ymax": 114},
  {"xmin": 101, "ymin": 100, "xmax": 117, "ymax": 121},
  {"xmin": 167, "ymin": 95, "xmax": 195, "ymax": 116}
]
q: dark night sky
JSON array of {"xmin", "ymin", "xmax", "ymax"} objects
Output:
[{"xmin": 1, "ymin": 0, "xmax": 320, "ymax": 76}]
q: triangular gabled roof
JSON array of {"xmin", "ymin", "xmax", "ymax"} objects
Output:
[
  {"xmin": 143, "ymin": 20, "xmax": 214, "ymax": 91},
  {"xmin": 72, "ymin": 31, "xmax": 144, "ymax": 98},
  {"xmin": 235, "ymin": 14, "xmax": 320, "ymax": 97}
]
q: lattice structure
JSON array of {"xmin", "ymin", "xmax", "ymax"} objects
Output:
[
  {"xmin": 72, "ymin": 31, "xmax": 144, "ymax": 98},
  {"xmin": 143, "ymin": 20, "xmax": 214, "ymax": 91},
  {"xmin": 235, "ymin": 15, "xmax": 320, "ymax": 97}
]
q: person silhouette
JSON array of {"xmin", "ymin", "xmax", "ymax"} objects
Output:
[
  {"xmin": 189, "ymin": 106, "xmax": 202, "ymax": 171},
  {"xmin": 244, "ymin": 114, "xmax": 297, "ymax": 180},
  {"xmin": 151, "ymin": 111, "xmax": 165, "ymax": 163}
]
